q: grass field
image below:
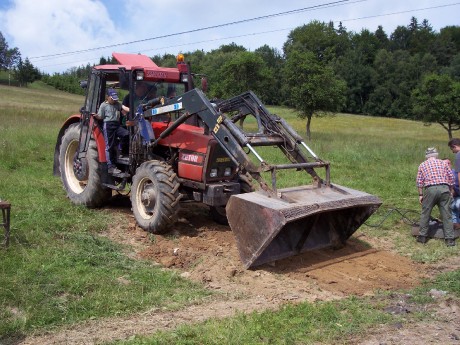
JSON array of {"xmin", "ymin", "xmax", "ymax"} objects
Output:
[
  {"xmin": 0, "ymin": 82, "xmax": 459, "ymax": 343},
  {"xmin": 0, "ymin": 83, "xmax": 211, "ymax": 338}
]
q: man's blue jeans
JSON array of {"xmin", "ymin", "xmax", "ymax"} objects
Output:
[{"xmin": 452, "ymin": 196, "xmax": 460, "ymax": 224}]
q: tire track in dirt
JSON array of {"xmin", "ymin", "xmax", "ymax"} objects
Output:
[{"xmin": 18, "ymin": 296, "xmax": 277, "ymax": 345}]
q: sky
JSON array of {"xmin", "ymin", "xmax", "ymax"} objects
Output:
[{"xmin": 0, "ymin": 0, "xmax": 459, "ymax": 74}]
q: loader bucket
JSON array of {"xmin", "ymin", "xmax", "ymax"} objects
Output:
[{"xmin": 226, "ymin": 184, "xmax": 381, "ymax": 269}]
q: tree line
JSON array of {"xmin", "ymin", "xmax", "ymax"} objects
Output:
[
  {"xmin": 0, "ymin": 32, "xmax": 40, "ymax": 86},
  {"xmin": 159, "ymin": 18, "xmax": 458, "ymax": 137},
  {"xmin": 1, "ymin": 17, "xmax": 460, "ymax": 137}
]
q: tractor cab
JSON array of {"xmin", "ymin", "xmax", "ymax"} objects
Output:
[{"xmin": 85, "ymin": 53, "xmax": 192, "ymax": 123}]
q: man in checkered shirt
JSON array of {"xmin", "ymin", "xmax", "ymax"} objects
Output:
[{"xmin": 416, "ymin": 147, "xmax": 456, "ymax": 246}]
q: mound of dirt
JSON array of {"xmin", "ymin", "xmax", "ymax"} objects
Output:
[{"xmin": 117, "ymin": 202, "xmax": 426, "ymax": 301}]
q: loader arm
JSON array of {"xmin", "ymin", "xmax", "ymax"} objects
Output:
[
  {"xmin": 164, "ymin": 89, "xmax": 330, "ymax": 195},
  {"xmin": 215, "ymin": 91, "xmax": 330, "ymax": 190},
  {"xmin": 143, "ymin": 88, "xmax": 381, "ymax": 269}
]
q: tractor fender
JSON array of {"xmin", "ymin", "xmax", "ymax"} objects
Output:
[{"xmin": 53, "ymin": 114, "xmax": 106, "ymax": 176}]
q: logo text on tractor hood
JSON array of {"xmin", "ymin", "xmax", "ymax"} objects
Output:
[
  {"xmin": 179, "ymin": 152, "xmax": 203, "ymax": 164},
  {"xmin": 145, "ymin": 71, "xmax": 167, "ymax": 78}
]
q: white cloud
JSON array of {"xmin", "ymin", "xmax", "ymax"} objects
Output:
[
  {"xmin": 1, "ymin": 0, "xmax": 118, "ymax": 71},
  {"xmin": 0, "ymin": 0, "xmax": 459, "ymax": 73}
]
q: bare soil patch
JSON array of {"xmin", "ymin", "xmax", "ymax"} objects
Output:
[{"xmin": 18, "ymin": 201, "xmax": 460, "ymax": 345}]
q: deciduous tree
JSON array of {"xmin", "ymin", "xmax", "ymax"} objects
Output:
[
  {"xmin": 214, "ymin": 51, "xmax": 272, "ymax": 100},
  {"xmin": 284, "ymin": 20, "xmax": 340, "ymax": 63},
  {"xmin": 412, "ymin": 73, "xmax": 460, "ymax": 138},
  {"xmin": 254, "ymin": 45, "xmax": 284, "ymax": 105},
  {"xmin": 284, "ymin": 50, "xmax": 346, "ymax": 139}
]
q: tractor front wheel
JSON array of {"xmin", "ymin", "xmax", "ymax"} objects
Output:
[{"xmin": 131, "ymin": 160, "xmax": 181, "ymax": 234}]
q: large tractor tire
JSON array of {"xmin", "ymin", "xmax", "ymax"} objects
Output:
[
  {"xmin": 210, "ymin": 174, "xmax": 255, "ymax": 225},
  {"xmin": 59, "ymin": 123, "xmax": 111, "ymax": 207},
  {"xmin": 131, "ymin": 160, "xmax": 181, "ymax": 234}
]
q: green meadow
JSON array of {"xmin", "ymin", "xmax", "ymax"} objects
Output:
[{"xmin": 0, "ymin": 83, "xmax": 458, "ymax": 344}]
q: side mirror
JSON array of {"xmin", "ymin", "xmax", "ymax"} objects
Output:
[{"xmin": 80, "ymin": 80, "xmax": 88, "ymax": 89}]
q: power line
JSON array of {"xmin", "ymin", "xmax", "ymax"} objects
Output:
[
  {"xmin": 339, "ymin": 2, "xmax": 460, "ymax": 25},
  {"xmin": 29, "ymin": 0, "xmax": 354, "ymax": 60},
  {"xmin": 33, "ymin": 1, "xmax": 460, "ymax": 70},
  {"xmin": 34, "ymin": 27, "xmax": 291, "ymax": 66},
  {"xmin": 143, "ymin": 2, "xmax": 460, "ymax": 53}
]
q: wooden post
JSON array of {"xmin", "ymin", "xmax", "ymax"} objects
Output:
[{"xmin": 0, "ymin": 201, "xmax": 11, "ymax": 247}]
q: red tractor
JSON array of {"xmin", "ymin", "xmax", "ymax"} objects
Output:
[{"xmin": 54, "ymin": 53, "xmax": 381, "ymax": 268}]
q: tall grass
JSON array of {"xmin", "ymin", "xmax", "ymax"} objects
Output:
[{"xmin": 0, "ymin": 84, "xmax": 210, "ymax": 339}]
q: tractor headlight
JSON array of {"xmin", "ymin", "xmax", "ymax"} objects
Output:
[
  {"xmin": 224, "ymin": 167, "xmax": 232, "ymax": 176},
  {"xmin": 136, "ymin": 71, "xmax": 144, "ymax": 80},
  {"xmin": 180, "ymin": 74, "xmax": 189, "ymax": 83},
  {"xmin": 210, "ymin": 168, "xmax": 218, "ymax": 178}
]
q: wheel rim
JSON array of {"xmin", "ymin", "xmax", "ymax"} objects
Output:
[
  {"xmin": 135, "ymin": 177, "xmax": 157, "ymax": 220},
  {"xmin": 64, "ymin": 139, "xmax": 87, "ymax": 194}
]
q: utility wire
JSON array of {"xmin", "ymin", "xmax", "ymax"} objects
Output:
[
  {"xmin": 34, "ymin": 27, "xmax": 290, "ymax": 66},
  {"xmin": 31, "ymin": 1, "xmax": 460, "ymax": 70},
  {"xmin": 29, "ymin": 0, "xmax": 355, "ymax": 60},
  {"xmin": 339, "ymin": 2, "xmax": 460, "ymax": 25},
  {"xmin": 134, "ymin": 1, "xmax": 460, "ymax": 57}
]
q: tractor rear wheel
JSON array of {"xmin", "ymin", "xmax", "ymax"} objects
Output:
[
  {"xmin": 131, "ymin": 160, "xmax": 181, "ymax": 234},
  {"xmin": 59, "ymin": 123, "xmax": 111, "ymax": 207}
]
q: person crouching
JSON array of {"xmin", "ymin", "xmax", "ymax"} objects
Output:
[{"xmin": 416, "ymin": 147, "xmax": 456, "ymax": 246}]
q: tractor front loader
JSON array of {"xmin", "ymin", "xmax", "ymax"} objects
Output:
[{"xmin": 54, "ymin": 53, "xmax": 381, "ymax": 269}]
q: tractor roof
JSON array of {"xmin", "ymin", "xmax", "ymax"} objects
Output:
[
  {"xmin": 93, "ymin": 52, "xmax": 181, "ymax": 82},
  {"xmin": 112, "ymin": 52, "xmax": 158, "ymax": 67}
]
